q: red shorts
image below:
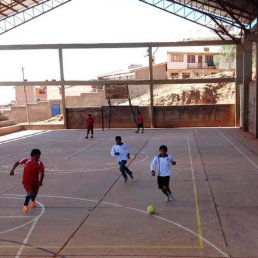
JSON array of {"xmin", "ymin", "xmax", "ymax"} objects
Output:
[
  {"xmin": 23, "ymin": 182, "xmax": 39, "ymax": 194},
  {"xmin": 87, "ymin": 126, "xmax": 94, "ymax": 134}
]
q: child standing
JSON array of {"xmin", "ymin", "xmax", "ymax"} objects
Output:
[
  {"xmin": 150, "ymin": 145, "xmax": 176, "ymax": 201},
  {"xmin": 86, "ymin": 114, "xmax": 94, "ymax": 139},
  {"xmin": 111, "ymin": 136, "xmax": 134, "ymax": 183},
  {"xmin": 136, "ymin": 112, "xmax": 144, "ymax": 133},
  {"xmin": 10, "ymin": 149, "xmax": 45, "ymax": 213}
]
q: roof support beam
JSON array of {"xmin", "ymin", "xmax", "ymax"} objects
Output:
[
  {"xmin": 213, "ymin": 0, "xmax": 248, "ymax": 33},
  {"xmin": 0, "ymin": 40, "xmax": 238, "ymax": 50}
]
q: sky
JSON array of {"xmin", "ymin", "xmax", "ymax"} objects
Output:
[{"xmin": 0, "ymin": 0, "xmax": 216, "ymax": 105}]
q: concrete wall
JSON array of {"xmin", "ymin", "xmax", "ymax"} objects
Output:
[
  {"xmin": 155, "ymin": 105, "xmax": 235, "ymax": 127},
  {"xmin": 11, "ymin": 100, "xmax": 63, "ymax": 123},
  {"xmin": 66, "ymin": 90, "xmax": 108, "ymax": 107},
  {"xmin": 67, "ymin": 106, "xmax": 150, "ymax": 129},
  {"xmin": 0, "ymin": 120, "xmax": 16, "ymax": 128},
  {"xmin": 248, "ymin": 81, "xmax": 256, "ymax": 135},
  {"xmin": 128, "ymin": 64, "xmax": 167, "ymax": 99},
  {"xmin": 67, "ymin": 104, "xmax": 235, "ymax": 129},
  {"xmin": 0, "ymin": 125, "xmax": 23, "ymax": 136}
]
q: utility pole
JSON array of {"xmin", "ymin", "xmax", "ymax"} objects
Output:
[{"xmin": 22, "ymin": 67, "xmax": 30, "ymax": 124}]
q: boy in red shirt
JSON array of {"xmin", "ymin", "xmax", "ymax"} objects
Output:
[
  {"xmin": 136, "ymin": 112, "xmax": 144, "ymax": 133},
  {"xmin": 10, "ymin": 149, "xmax": 44, "ymax": 213},
  {"xmin": 85, "ymin": 114, "xmax": 94, "ymax": 139}
]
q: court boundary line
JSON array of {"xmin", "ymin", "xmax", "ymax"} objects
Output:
[
  {"xmin": 218, "ymin": 129, "xmax": 258, "ymax": 169},
  {"xmin": 0, "ymin": 130, "xmax": 51, "ymax": 145},
  {"xmin": 187, "ymin": 136, "xmax": 204, "ymax": 248},
  {"xmin": 15, "ymin": 199, "xmax": 45, "ymax": 258}
]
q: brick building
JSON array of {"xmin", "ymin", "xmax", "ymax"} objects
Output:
[{"xmin": 15, "ymin": 85, "xmax": 47, "ymax": 105}]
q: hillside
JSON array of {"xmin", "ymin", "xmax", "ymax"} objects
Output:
[{"xmin": 121, "ymin": 72, "xmax": 235, "ymax": 106}]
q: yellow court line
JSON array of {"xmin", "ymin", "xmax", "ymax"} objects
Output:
[
  {"xmin": 187, "ymin": 136, "xmax": 204, "ymax": 248},
  {"xmin": 0, "ymin": 245, "xmax": 202, "ymax": 249}
]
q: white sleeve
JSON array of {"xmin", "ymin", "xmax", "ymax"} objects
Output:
[
  {"xmin": 110, "ymin": 146, "xmax": 116, "ymax": 156},
  {"xmin": 150, "ymin": 156, "xmax": 158, "ymax": 172},
  {"xmin": 125, "ymin": 144, "xmax": 130, "ymax": 154},
  {"xmin": 169, "ymin": 155, "xmax": 176, "ymax": 163}
]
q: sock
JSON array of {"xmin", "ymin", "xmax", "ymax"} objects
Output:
[
  {"xmin": 31, "ymin": 196, "xmax": 36, "ymax": 201},
  {"xmin": 24, "ymin": 195, "xmax": 31, "ymax": 206}
]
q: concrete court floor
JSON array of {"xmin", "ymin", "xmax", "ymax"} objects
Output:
[{"xmin": 0, "ymin": 128, "xmax": 258, "ymax": 258}]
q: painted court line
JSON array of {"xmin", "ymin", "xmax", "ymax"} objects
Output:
[
  {"xmin": 218, "ymin": 130, "xmax": 258, "ymax": 170},
  {"xmin": 47, "ymin": 152, "xmax": 149, "ymax": 174},
  {"xmin": 0, "ymin": 196, "xmax": 45, "ymax": 235},
  {"xmin": 187, "ymin": 136, "xmax": 204, "ymax": 248},
  {"xmin": 0, "ymin": 130, "xmax": 51, "ymax": 145},
  {"xmin": 3, "ymin": 194, "xmax": 228, "ymax": 257},
  {"xmin": 0, "ymin": 216, "xmax": 37, "ymax": 218}
]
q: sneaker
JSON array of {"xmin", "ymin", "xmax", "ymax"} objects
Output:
[
  {"xmin": 135, "ymin": 131, "xmax": 139, "ymax": 133},
  {"xmin": 91, "ymin": 135, "xmax": 93, "ymax": 138},
  {"xmin": 85, "ymin": 136, "xmax": 88, "ymax": 139},
  {"xmin": 23, "ymin": 205, "xmax": 29, "ymax": 213},
  {"xmin": 129, "ymin": 174, "xmax": 134, "ymax": 180},
  {"xmin": 124, "ymin": 177, "xmax": 128, "ymax": 183},
  {"xmin": 166, "ymin": 196, "xmax": 170, "ymax": 202},
  {"xmin": 31, "ymin": 201, "xmax": 36, "ymax": 208},
  {"xmin": 168, "ymin": 193, "xmax": 174, "ymax": 201}
]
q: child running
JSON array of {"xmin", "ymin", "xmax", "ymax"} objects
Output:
[
  {"xmin": 85, "ymin": 114, "xmax": 94, "ymax": 139},
  {"xmin": 10, "ymin": 149, "xmax": 45, "ymax": 213},
  {"xmin": 111, "ymin": 136, "xmax": 134, "ymax": 183},
  {"xmin": 150, "ymin": 145, "xmax": 176, "ymax": 201}
]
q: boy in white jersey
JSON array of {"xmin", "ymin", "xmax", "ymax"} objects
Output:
[
  {"xmin": 111, "ymin": 136, "xmax": 134, "ymax": 183},
  {"xmin": 150, "ymin": 145, "xmax": 176, "ymax": 201}
]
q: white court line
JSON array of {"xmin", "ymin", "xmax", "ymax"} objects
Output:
[
  {"xmin": 4, "ymin": 194, "xmax": 228, "ymax": 257},
  {"xmin": 0, "ymin": 196, "xmax": 45, "ymax": 235},
  {"xmin": 15, "ymin": 201, "xmax": 45, "ymax": 258},
  {"xmin": 0, "ymin": 130, "xmax": 51, "ymax": 145},
  {"xmin": 0, "ymin": 216, "xmax": 36, "ymax": 218},
  {"xmin": 126, "ymin": 206, "xmax": 228, "ymax": 258},
  {"xmin": 218, "ymin": 130, "xmax": 258, "ymax": 170},
  {"xmin": 0, "ymin": 170, "xmax": 22, "ymax": 175},
  {"xmin": 46, "ymin": 152, "xmax": 149, "ymax": 174}
]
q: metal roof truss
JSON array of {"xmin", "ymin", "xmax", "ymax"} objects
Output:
[
  {"xmin": 0, "ymin": 0, "xmax": 71, "ymax": 36},
  {"xmin": 139, "ymin": 0, "xmax": 257, "ymax": 41}
]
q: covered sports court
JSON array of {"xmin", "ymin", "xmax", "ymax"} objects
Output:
[
  {"xmin": 0, "ymin": 0, "xmax": 258, "ymax": 257},
  {"xmin": 0, "ymin": 128, "xmax": 258, "ymax": 257}
]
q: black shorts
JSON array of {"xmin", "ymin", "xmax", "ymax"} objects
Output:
[
  {"xmin": 138, "ymin": 123, "xmax": 144, "ymax": 128},
  {"xmin": 157, "ymin": 176, "xmax": 170, "ymax": 189}
]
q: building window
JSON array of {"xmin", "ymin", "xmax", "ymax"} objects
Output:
[
  {"xmin": 182, "ymin": 73, "xmax": 191, "ymax": 79},
  {"xmin": 171, "ymin": 54, "xmax": 183, "ymax": 62},
  {"xmin": 205, "ymin": 55, "xmax": 213, "ymax": 63},
  {"xmin": 187, "ymin": 55, "xmax": 195, "ymax": 63},
  {"xmin": 171, "ymin": 73, "xmax": 178, "ymax": 79},
  {"xmin": 39, "ymin": 89, "xmax": 46, "ymax": 94}
]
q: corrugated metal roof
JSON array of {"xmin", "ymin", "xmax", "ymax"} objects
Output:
[{"xmin": 0, "ymin": 0, "xmax": 44, "ymax": 19}]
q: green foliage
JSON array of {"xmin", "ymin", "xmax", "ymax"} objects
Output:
[{"xmin": 219, "ymin": 45, "xmax": 236, "ymax": 70}]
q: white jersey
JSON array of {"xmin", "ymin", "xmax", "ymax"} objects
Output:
[
  {"xmin": 111, "ymin": 143, "xmax": 130, "ymax": 162},
  {"xmin": 150, "ymin": 154, "xmax": 175, "ymax": 177}
]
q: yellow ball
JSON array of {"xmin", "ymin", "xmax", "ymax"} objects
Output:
[{"xmin": 147, "ymin": 205, "xmax": 155, "ymax": 214}]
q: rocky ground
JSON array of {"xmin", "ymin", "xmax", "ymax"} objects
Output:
[{"xmin": 122, "ymin": 72, "xmax": 235, "ymax": 106}]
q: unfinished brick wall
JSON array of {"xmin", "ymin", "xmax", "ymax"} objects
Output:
[
  {"xmin": 67, "ymin": 104, "xmax": 235, "ymax": 129},
  {"xmin": 67, "ymin": 106, "xmax": 150, "ymax": 129},
  {"xmin": 10, "ymin": 100, "xmax": 63, "ymax": 123}
]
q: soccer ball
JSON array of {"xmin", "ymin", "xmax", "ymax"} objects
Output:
[{"xmin": 147, "ymin": 205, "xmax": 155, "ymax": 214}]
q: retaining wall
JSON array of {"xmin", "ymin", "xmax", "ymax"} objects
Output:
[{"xmin": 67, "ymin": 104, "xmax": 235, "ymax": 129}]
